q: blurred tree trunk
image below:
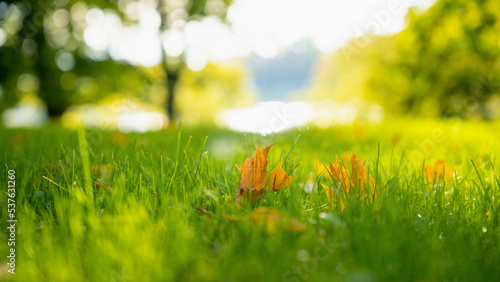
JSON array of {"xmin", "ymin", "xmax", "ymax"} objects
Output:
[
  {"xmin": 34, "ymin": 30, "xmax": 62, "ymax": 118},
  {"xmin": 164, "ymin": 67, "xmax": 179, "ymax": 124},
  {"xmin": 26, "ymin": 4, "xmax": 64, "ymax": 118},
  {"xmin": 157, "ymin": 0, "xmax": 179, "ymax": 126}
]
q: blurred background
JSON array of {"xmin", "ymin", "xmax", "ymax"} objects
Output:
[{"xmin": 0, "ymin": 0, "xmax": 499, "ymax": 134}]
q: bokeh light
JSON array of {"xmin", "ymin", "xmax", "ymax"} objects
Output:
[
  {"xmin": 17, "ymin": 74, "xmax": 39, "ymax": 93},
  {"xmin": 1, "ymin": 0, "xmax": 496, "ymax": 132}
]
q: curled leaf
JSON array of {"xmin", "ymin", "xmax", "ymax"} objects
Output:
[
  {"xmin": 315, "ymin": 159, "xmax": 330, "ymax": 178},
  {"xmin": 268, "ymin": 161, "xmax": 295, "ymax": 191},
  {"xmin": 329, "ymin": 158, "xmax": 351, "ymax": 193},
  {"xmin": 351, "ymin": 151, "xmax": 376, "ymax": 201},
  {"xmin": 424, "ymin": 160, "xmax": 454, "ymax": 184},
  {"xmin": 236, "ymin": 144, "xmax": 296, "ymax": 205},
  {"xmin": 321, "ymin": 151, "xmax": 376, "ymax": 211}
]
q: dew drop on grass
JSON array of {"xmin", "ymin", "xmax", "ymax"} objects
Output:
[
  {"xmin": 482, "ymin": 227, "xmax": 487, "ymax": 233},
  {"xmin": 297, "ymin": 250, "xmax": 309, "ymax": 262},
  {"xmin": 307, "ymin": 218, "xmax": 317, "ymax": 224},
  {"xmin": 417, "ymin": 214, "xmax": 421, "ymax": 218},
  {"xmin": 439, "ymin": 232, "xmax": 443, "ymax": 240}
]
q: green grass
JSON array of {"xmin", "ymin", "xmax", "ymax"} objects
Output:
[{"xmin": 1, "ymin": 119, "xmax": 500, "ymax": 281}]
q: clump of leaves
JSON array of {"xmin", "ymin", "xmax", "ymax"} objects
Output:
[
  {"xmin": 424, "ymin": 160, "xmax": 454, "ymax": 184},
  {"xmin": 235, "ymin": 144, "xmax": 296, "ymax": 206},
  {"xmin": 321, "ymin": 151, "xmax": 376, "ymax": 211}
]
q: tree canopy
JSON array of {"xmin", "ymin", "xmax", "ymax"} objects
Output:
[
  {"xmin": 0, "ymin": 0, "xmax": 238, "ymax": 123},
  {"xmin": 308, "ymin": 0, "xmax": 500, "ymax": 119}
]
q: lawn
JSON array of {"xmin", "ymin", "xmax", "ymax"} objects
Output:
[{"xmin": 1, "ymin": 119, "xmax": 499, "ymax": 281}]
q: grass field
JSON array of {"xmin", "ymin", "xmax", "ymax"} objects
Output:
[{"xmin": 1, "ymin": 119, "xmax": 500, "ymax": 281}]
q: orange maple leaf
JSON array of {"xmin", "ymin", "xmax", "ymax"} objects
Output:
[
  {"xmin": 424, "ymin": 160, "xmax": 454, "ymax": 184},
  {"xmin": 321, "ymin": 151, "xmax": 376, "ymax": 211},
  {"xmin": 236, "ymin": 144, "xmax": 296, "ymax": 205},
  {"xmin": 350, "ymin": 151, "xmax": 376, "ymax": 201}
]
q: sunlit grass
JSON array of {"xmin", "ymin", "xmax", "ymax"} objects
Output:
[{"xmin": 1, "ymin": 119, "xmax": 499, "ymax": 281}]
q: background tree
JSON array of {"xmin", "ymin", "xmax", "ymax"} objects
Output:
[
  {"xmin": 156, "ymin": 0, "xmax": 233, "ymax": 123},
  {"xmin": 175, "ymin": 62, "xmax": 255, "ymax": 125},
  {"xmin": 308, "ymin": 0, "xmax": 500, "ymax": 119},
  {"xmin": 0, "ymin": 0, "xmax": 148, "ymax": 117},
  {"xmin": 0, "ymin": 0, "xmax": 234, "ymax": 124}
]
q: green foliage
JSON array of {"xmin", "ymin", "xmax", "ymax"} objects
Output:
[
  {"xmin": 309, "ymin": 0, "xmax": 500, "ymax": 119},
  {"xmin": 0, "ymin": 0, "xmax": 149, "ymax": 115},
  {"xmin": 176, "ymin": 62, "xmax": 255, "ymax": 125},
  {"xmin": 1, "ymin": 120, "xmax": 500, "ymax": 281},
  {"xmin": 0, "ymin": 0, "xmax": 235, "ymax": 119}
]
